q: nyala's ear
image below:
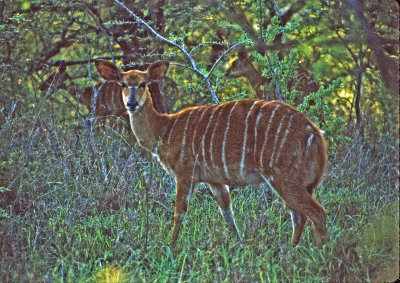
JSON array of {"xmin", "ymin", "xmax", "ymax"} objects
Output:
[
  {"xmin": 147, "ymin": 61, "xmax": 169, "ymax": 81},
  {"xmin": 95, "ymin": 60, "xmax": 122, "ymax": 81},
  {"xmin": 57, "ymin": 61, "xmax": 66, "ymax": 74},
  {"xmin": 238, "ymin": 49, "xmax": 248, "ymax": 61}
]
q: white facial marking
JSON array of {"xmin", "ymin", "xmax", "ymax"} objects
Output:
[{"xmin": 219, "ymin": 205, "xmax": 233, "ymax": 219}]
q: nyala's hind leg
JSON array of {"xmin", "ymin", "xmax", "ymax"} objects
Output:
[
  {"xmin": 284, "ymin": 189, "xmax": 327, "ymax": 247},
  {"xmin": 289, "ymin": 209, "xmax": 307, "ymax": 245},
  {"xmin": 208, "ymin": 183, "xmax": 241, "ymax": 243}
]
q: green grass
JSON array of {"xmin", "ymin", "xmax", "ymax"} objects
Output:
[{"xmin": 1, "ymin": 106, "xmax": 398, "ymax": 282}]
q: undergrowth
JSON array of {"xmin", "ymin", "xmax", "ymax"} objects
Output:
[{"xmin": 0, "ymin": 99, "xmax": 398, "ymax": 282}]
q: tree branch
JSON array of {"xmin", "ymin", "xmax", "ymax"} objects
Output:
[
  {"xmin": 335, "ymin": 30, "xmax": 359, "ymax": 66},
  {"xmin": 0, "ymin": 0, "xmax": 5, "ymax": 19},
  {"xmin": 217, "ymin": 0, "xmax": 282, "ymax": 101},
  {"xmin": 84, "ymin": 2, "xmax": 116, "ymax": 63},
  {"xmin": 346, "ymin": 0, "xmax": 399, "ymax": 94},
  {"xmin": 113, "ymin": 0, "xmax": 222, "ymax": 104},
  {"xmin": 207, "ymin": 42, "xmax": 245, "ymax": 79}
]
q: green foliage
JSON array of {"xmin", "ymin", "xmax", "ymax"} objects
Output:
[
  {"xmin": 16, "ymin": 0, "xmax": 32, "ymax": 10},
  {"xmin": 360, "ymin": 203, "xmax": 398, "ymax": 255},
  {"xmin": 0, "ymin": 0, "xmax": 398, "ymax": 282},
  {"xmin": 0, "ymin": 106, "xmax": 398, "ymax": 281},
  {"xmin": 298, "ymin": 78, "xmax": 348, "ymax": 153}
]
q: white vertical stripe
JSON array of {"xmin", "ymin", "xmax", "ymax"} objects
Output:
[
  {"xmin": 201, "ymin": 106, "xmax": 219, "ymax": 171},
  {"xmin": 260, "ymin": 104, "xmax": 280, "ymax": 169},
  {"xmin": 269, "ymin": 113, "xmax": 288, "ymax": 167},
  {"xmin": 179, "ymin": 108, "xmax": 197, "ymax": 161},
  {"xmin": 307, "ymin": 134, "xmax": 314, "ymax": 148},
  {"xmin": 191, "ymin": 107, "xmax": 209, "ymax": 155},
  {"xmin": 167, "ymin": 112, "xmax": 182, "ymax": 146},
  {"xmin": 222, "ymin": 102, "xmax": 239, "ymax": 179},
  {"xmin": 209, "ymin": 105, "xmax": 225, "ymax": 170},
  {"xmin": 254, "ymin": 101, "xmax": 270, "ymax": 156},
  {"xmin": 240, "ymin": 101, "xmax": 259, "ymax": 178},
  {"xmin": 273, "ymin": 113, "xmax": 294, "ymax": 165}
]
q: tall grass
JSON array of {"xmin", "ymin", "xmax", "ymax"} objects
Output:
[{"xmin": 1, "ymin": 98, "xmax": 398, "ymax": 282}]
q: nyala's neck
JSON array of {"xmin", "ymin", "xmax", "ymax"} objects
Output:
[{"xmin": 129, "ymin": 93, "xmax": 170, "ymax": 153}]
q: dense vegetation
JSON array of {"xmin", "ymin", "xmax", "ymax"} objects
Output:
[{"xmin": 1, "ymin": 0, "xmax": 398, "ymax": 282}]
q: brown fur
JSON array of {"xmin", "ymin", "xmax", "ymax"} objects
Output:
[
  {"xmin": 226, "ymin": 50, "xmax": 319, "ymax": 104},
  {"xmin": 39, "ymin": 66, "xmax": 71, "ymax": 93},
  {"xmin": 40, "ymin": 65, "xmax": 173, "ymax": 121},
  {"xmin": 96, "ymin": 59, "xmax": 328, "ymax": 248},
  {"xmin": 80, "ymin": 81, "xmax": 128, "ymax": 120}
]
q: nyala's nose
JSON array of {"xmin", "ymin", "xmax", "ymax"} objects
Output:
[
  {"xmin": 126, "ymin": 86, "xmax": 139, "ymax": 111},
  {"xmin": 126, "ymin": 100, "xmax": 139, "ymax": 111}
]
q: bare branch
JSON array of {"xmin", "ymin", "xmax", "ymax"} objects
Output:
[
  {"xmin": 216, "ymin": 0, "xmax": 282, "ymax": 101},
  {"xmin": 82, "ymin": 19, "xmax": 99, "ymax": 129},
  {"xmin": 207, "ymin": 42, "xmax": 245, "ymax": 79},
  {"xmin": 171, "ymin": 63, "xmax": 204, "ymax": 78},
  {"xmin": 113, "ymin": 0, "xmax": 194, "ymax": 66},
  {"xmin": 346, "ymin": 0, "xmax": 399, "ymax": 94},
  {"xmin": 34, "ymin": 72, "xmax": 85, "ymax": 119},
  {"xmin": 335, "ymin": 29, "xmax": 359, "ymax": 66},
  {"xmin": 0, "ymin": 0, "xmax": 5, "ymax": 19},
  {"xmin": 113, "ymin": 0, "xmax": 222, "ymax": 104},
  {"xmin": 84, "ymin": 2, "xmax": 116, "ymax": 63}
]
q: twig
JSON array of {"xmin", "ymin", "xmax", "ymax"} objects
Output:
[
  {"xmin": 171, "ymin": 63, "xmax": 205, "ymax": 78},
  {"xmin": 82, "ymin": 22, "xmax": 104, "ymax": 132},
  {"xmin": 264, "ymin": 51, "xmax": 282, "ymax": 101},
  {"xmin": 34, "ymin": 73, "xmax": 85, "ymax": 118},
  {"xmin": 113, "ymin": 0, "xmax": 221, "ymax": 104},
  {"xmin": 207, "ymin": 41, "xmax": 245, "ymax": 79},
  {"xmin": 216, "ymin": 0, "xmax": 282, "ymax": 101},
  {"xmin": 335, "ymin": 29, "xmax": 359, "ymax": 66},
  {"xmin": 144, "ymin": 161, "xmax": 152, "ymax": 252},
  {"xmin": 47, "ymin": 56, "xmax": 127, "ymax": 68},
  {"xmin": 83, "ymin": 2, "xmax": 116, "ymax": 63}
]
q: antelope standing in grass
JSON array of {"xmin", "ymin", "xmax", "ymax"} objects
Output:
[
  {"xmin": 40, "ymin": 64, "xmax": 127, "ymax": 120},
  {"xmin": 40, "ymin": 64, "xmax": 173, "ymax": 120},
  {"xmin": 39, "ymin": 62, "xmax": 71, "ymax": 93},
  {"xmin": 226, "ymin": 50, "xmax": 319, "ymax": 104},
  {"xmin": 80, "ymin": 81, "xmax": 127, "ymax": 119},
  {"xmin": 95, "ymin": 59, "xmax": 328, "ymax": 248}
]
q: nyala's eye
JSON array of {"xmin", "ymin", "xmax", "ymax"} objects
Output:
[
  {"xmin": 120, "ymin": 82, "xmax": 128, "ymax": 88},
  {"xmin": 138, "ymin": 82, "xmax": 146, "ymax": 88}
]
